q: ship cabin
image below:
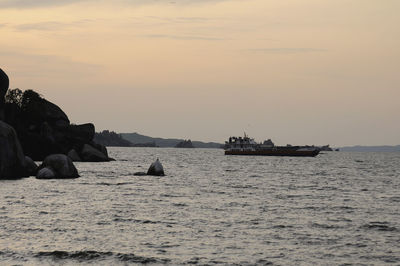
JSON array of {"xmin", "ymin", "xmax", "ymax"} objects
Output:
[{"xmin": 226, "ymin": 135, "xmax": 258, "ymax": 151}]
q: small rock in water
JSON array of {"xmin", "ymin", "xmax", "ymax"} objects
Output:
[
  {"xmin": 147, "ymin": 158, "xmax": 165, "ymax": 176},
  {"xmin": 36, "ymin": 154, "xmax": 79, "ymax": 179}
]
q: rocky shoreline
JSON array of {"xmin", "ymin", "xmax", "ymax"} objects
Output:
[{"xmin": 0, "ymin": 68, "xmax": 113, "ymax": 179}]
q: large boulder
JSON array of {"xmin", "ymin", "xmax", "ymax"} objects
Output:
[
  {"xmin": 147, "ymin": 159, "xmax": 165, "ymax": 176},
  {"xmin": 37, "ymin": 154, "xmax": 79, "ymax": 179},
  {"xmin": 0, "ymin": 121, "xmax": 29, "ymax": 179},
  {"xmin": 80, "ymin": 144, "xmax": 109, "ymax": 162},
  {"xmin": 0, "ymin": 68, "xmax": 9, "ymax": 121},
  {"xmin": 22, "ymin": 90, "xmax": 70, "ymax": 126}
]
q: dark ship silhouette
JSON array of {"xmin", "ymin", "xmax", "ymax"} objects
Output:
[{"xmin": 224, "ymin": 134, "xmax": 320, "ymax": 157}]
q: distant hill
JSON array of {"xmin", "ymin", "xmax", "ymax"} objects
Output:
[
  {"xmin": 94, "ymin": 130, "xmax": 133, "ymax": 147},
  {"xmin": 339, "ymin": 145, "xmax": 400, "ymax": 152},
  {"xmin": 121, "ymin": 132, "xmax": 222, "ymax": 148}
]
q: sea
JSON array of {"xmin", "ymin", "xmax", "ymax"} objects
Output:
[{"xmin": 0, "ymin": 148, "xmax": 399, "ymax": 265}]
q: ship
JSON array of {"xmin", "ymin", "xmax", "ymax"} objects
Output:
[{"xmin": 224, "ymin": 134, "xmax": 320, "ymax": 157}]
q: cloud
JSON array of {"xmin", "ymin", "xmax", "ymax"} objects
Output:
[
  {"xmin": 0, "ymin": 0, "xmax": 84, "ymax": 8},
  {"xmin": 0, "ymin": 50, "xmax": 101, "ymax": 80},
  {"xmin": 0, "ymin": 0, "xmax": 228, "ymax": 9},
  {"xmin": 246, "ymin": 48, "xmax": 327, "ymax": 54},
  {"xmin": 141, "ymin": 34, "xmax": 226, "ymax": 40},
  {"xmin": 13, "ymin": 20, "xmax": 93, "ymax": 31}
]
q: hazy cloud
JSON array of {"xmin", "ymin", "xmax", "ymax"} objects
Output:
[
  {"xmin": 0, "ymin": 50, "xmax": 101, "ymax": 79},
  {"xmin": 0, "ymin": 0, "xmax": 228, "ymax": 9},
  {"xmin": 0, "ymin": 0, "xmax": 84, "ymax": 8},
  {"xmin": 142, "ymin": 34, "xmax": 226, "ymax": 40},
  {"xmin": 246, "ymin": 48, "xmax": 327, "ymax": 54},
  {"xmin": 14, "ymin": 20, "xmax": 93, "ymax": 31}
]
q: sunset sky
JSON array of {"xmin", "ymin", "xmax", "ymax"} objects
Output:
[{"xmin": 1, "ymin": 0, "xmax": 399, "ymax": 146}]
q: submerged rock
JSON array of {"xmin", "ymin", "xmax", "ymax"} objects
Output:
[
  {"xmin": 147, "ymin": 159, "xmax": 165, "ymax": 176},
  {"xmin": 0, "ymin": 121, "xmax": 29, "ymax": 179},
  {"xmin": 37, "ymin": 154, "xmax": 79, "ymax": 179}
]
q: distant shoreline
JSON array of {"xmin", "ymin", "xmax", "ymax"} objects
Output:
[{"xmin": 337, "ymin": 145, "xmax": 400, "ymax": 152}]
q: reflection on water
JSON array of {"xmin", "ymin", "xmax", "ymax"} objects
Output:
[{"xmin": 0, "ymin": 148, "xmax": 399, "ymax": 265}]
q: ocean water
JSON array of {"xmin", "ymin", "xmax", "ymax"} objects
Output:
[{"xmin": 0, "ymin": 148, "xmax": 399, "ymax": 265}]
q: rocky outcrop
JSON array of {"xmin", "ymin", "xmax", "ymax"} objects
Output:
[
  {"xmin": 0, "ymin": 121, "xmax": 30, "ymax": 179},
  {"xmin": 1, "ymin": 68, "xmax": 112, "ymax": 162},
  {"xmin": 37, "ymin": 154, "xmax": 79, "ymax": 179},
  {"xmin": 0, "ymin": 68, "xmax": 9, "ymax": 121},
  {"xmin": 147, "ymin": 159, "xmax": 165, "ymax": 176}
]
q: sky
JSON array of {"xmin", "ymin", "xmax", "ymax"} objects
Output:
[{"xmin": 0, "ymin": 0, "xmax": 399, "ymax": 146}]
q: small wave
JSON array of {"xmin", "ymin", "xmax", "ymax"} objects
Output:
[
  {"xmin": 35, "ymin": 250, "xmax": 170, "ymax": 263},
  {"xmin": 360, "ymin": 222, "xmax": 398, "ymax": 232},
  {"xmin": 360, "ymin": 254, "xmax": 399, "ymax": 263},
  {"xmin": 272, "ymin": 224, "xmax": 293, "ymax": 229},
  {"xmin": 113, "ymin": 218, "xmax": 158, "ymax": 224},
  {"xmin": 310, "ymin": 222, "xmax": 342, "ymax": 229},
  {"xmin": 389, "ymin": 196, "xmax": 400, "ymax": 202},
  {"xmin": 172, "ymin": 203, "xmax": 188, "ymax": 207}
]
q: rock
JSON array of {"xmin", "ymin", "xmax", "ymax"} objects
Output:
[
  {"xmin": 36, "ymin": 167, "xmax": 55, "ymax": 179},
  {"xmin": 0, "ymin": 68, "xmax": 9, "ymax": 121},
  {"xmin": 90, "ymin": 141, "xmax": 108, "ymax": 157},
  {"xmin": 147, "ymin": 158, "xmax": 165, "ymax": 176},
  {"xmin": 0, "ymin": 121, "xmax": 29, "ymax": 179},
  {"xmin": 81, "ymin": 144, "xmax": 109, "ymax": 162},
  {"xmin": 66, "ymin": 123, "xmax": 95, "ymax": 143},
  {"xmin": 23, "ymin": 92, "xmax": 70, "ymax": 126},
  {"xmin": 67, "ymin": 149, "xmax": 81, "ymax": 162},
  {"xmin": 24, "ymin": 156, "xmax": 38, "ymax": 176},
  {"xmin": 133, "ymin": 172, "xmax": 147, "ymax": 176},
  {"xmin": 37, "ymin": 154, "xmax": 79, "ymax": 179},
  {"xmin": 0, "ymin": 70, "xmax": 108, "ymax": 163}
]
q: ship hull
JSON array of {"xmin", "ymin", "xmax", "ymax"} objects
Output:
[{"xmin": 225, "ymin": 149, "xmax": 320, "ymax": 157}]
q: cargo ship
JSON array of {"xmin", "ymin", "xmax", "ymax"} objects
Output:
[{"xmin": 224, "ymin": 134, "xmax": 320, "ymax": 157}]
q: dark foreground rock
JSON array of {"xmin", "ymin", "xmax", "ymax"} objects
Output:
[
  {"xmin": 37, "ymin": 154, "xmax": 79, "ymax": 179},
  {"xmin": 1, "ymin": 69, "xmax": 113, "ymax": 162},
  {"xmin": 0, "ymin": 121, "xmax": 30, "ymax": 179},
  {"xmin": 147, "ymin": 159, "xmax": 165, "ymax": 176},
  {"xmin": 0, "ymin": 68, "xmax": 9, "ymax": 121}
]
